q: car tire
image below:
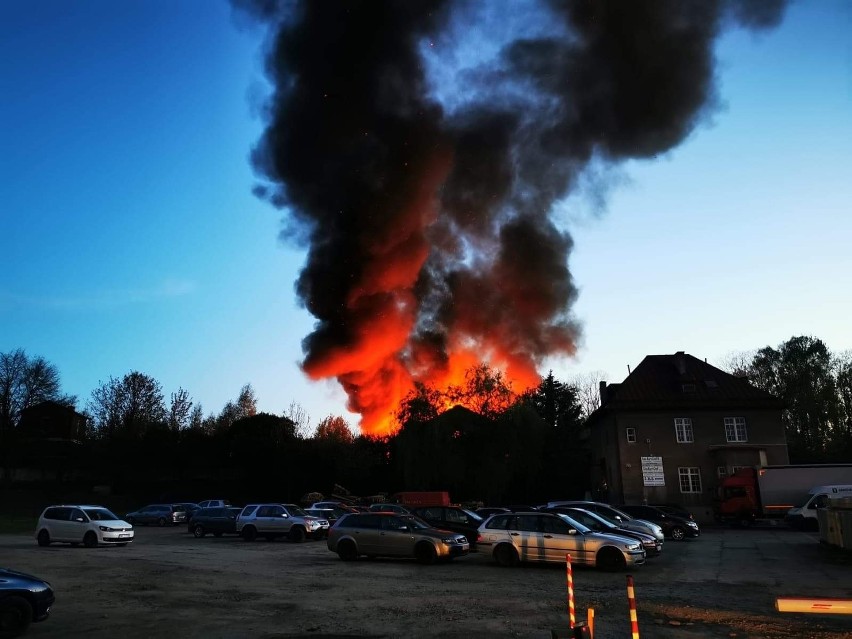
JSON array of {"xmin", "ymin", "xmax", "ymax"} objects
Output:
[
  {"xmin": 494, "ymin": 544, "xmax": 519, "ymax": 567},
  {"xmin": 157, "ymin": 517, "xmax": 167, "ymax": 527},
  {"xmin": 415, "ymin": 542, "xmax": 437, "ymax": 565},
  {"xmin": 193, "ymin": 525, "xmax": 205, "ymax": 538},
  {"xmin": 83, "ymin": 531, "xmax": 98, "ymax": 548},
  {"xmin": 241, "ymin": 526, "xmax": 257, "ymax": 542},
  {"xmin": 0, "ymin": 595, "xmax": 33, "ymax": 638},
  {"xmin": 597, "ymin": 547, "xmax": 626, "ymax": 572},
  {"xmin": 337, "ymin": 540, "xmax": 358, "ymax": 561},
  {"xmin": 288, "ymin": 526, "xmax": 306, "ymax": 543},
  {"xmin": 36, "ymin": 529, "xmax": 51, "ymax": 547},
  {"xmin": 671, "ymin": 526, "xmax": 686, "ymax": 541}
]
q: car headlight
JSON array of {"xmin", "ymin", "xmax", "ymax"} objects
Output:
[
  {"xmin": 99, "ymin": 526, "xmax": 114, "ymax": 532},
  {"xmin": 687, "ymin": 522, "xmax": 699, "ymax": 528},
  {"xmin": 443, "ymin": 537, "xmax": 464, "ymax": 544},
  {"xmin": 626, "ymin": 543, "xmax": 640, "ymax": 551}
]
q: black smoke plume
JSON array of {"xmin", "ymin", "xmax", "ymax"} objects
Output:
[{"xmin": 233, "ymin": 0, "xmax": 788, "ymax": 433}]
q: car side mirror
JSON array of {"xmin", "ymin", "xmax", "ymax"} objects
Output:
[
  {"xmin": 399, "ymin": 525, "xmax": 409, "ymax": 532},
  {"xmin": 75, "ymin": 517, "xmax": 85, "ymax": 522},
  {"xmin": 282, "ymin": 514, "xmax": 289, "ymax": 518},
  {"xmin": 568, "ymin": 528, "xmax": 578, "ymax": 535}
]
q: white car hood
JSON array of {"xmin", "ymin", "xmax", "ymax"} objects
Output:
[{"xmin": 96, "ymin": 519, "xmax": 133, "ymax": 528}]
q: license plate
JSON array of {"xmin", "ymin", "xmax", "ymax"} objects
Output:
[{"xmin": 119, "ymin": 534, "xmax": 131, "ymax": 538}]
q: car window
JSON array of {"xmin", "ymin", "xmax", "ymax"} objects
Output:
[
  {"xmin": 284, "ymin": 505, "xmax": 308, "ymax": 517},
  {"xmin": 445, "ymin": 509, "xmax": 467, "ymax": 524},
  {"xmin": 540, "ymin": 515, "xmax": 572, "ymax": 535},
  {"xmin": 514, "ymin": 515, "xmax": 540, "ymax": 532},
  {"xmin": 44, "ymin": 507, "xmax": 70, "ymax": 521},
  {"xmin": 419, "ymin": 507, "xmax": 443, "ymax": 520},
  {"xmin": 83, "ymin": 508, "xmax": 119, "ymax": 521},
  {"xmin": 241, "ymin": 505, "xmax": 258, "ymax": 517},
  {"xmin": 485, "ymin": 515, "xmax": 512, "ymax": 530},
  {"xmin": 70, "ymin": 508, "xmax": 86, "ymax": 521},
  {"xmin": 381, "ymin": 516, "xmax": 409, "ymax": 531}
]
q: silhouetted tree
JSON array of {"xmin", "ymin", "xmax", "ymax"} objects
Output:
[
  {"xmin": 87, "ymin": 371, "xmax": 166, "ymax": 440},
  {"xmin": 315, "ymin": 415, "xmax": 354, "ymax": 444},
  {"xmin": 168, "ymin": 388, "xmax": 193, "ymax": 431}
]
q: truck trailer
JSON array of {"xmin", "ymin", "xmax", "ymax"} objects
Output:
[{"xmin": 716, "ymin": 464, "xmax": 852, "ymax": 525}]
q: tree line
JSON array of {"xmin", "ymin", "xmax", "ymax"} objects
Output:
[{"xmin": 2, "ymin": 334, "xmax": 849, "ymax": 503}]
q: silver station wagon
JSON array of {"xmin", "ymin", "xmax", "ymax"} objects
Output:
[
  {"xmin": 327, "ymin": 512, "xmax": 470, "ymax": 564},
  {"xmin": 477, "ymin": 511, "xmax": 646, "ymax": 570}
]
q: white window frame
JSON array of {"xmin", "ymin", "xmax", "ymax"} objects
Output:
[
  {"xmin": 625, "ymin": 427, "xmax": 636, "ymax": 443},
  {"xmin": 731, "ymin": 465, "xmax": 749, "ymax": 474},
  {"xmin": 724, "ymin": 417, "xmax": 748, "ymax": 443},
  {"xmin": 679, "ymin": 467, "xmax": 702, "ymax": 493},
  {"xmin": 717, "ymin": 466, "xmax": 728, "ymax": 478},
  {"xmin": 674, "ymin": 418, "xmax": 694, "ymax": 443}
]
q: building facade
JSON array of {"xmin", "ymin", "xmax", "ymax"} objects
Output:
[{"xmin": 587, "ymin": 352, "xmax": 786, "ymax": 522}]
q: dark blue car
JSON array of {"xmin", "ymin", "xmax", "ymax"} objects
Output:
[{"xmin": 0, "ymin": 568, "xmax": 54, "ymax": 637}]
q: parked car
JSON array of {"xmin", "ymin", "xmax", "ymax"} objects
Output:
[
  {"xmin": 187, "ymin": 507, "xmax": 242, "ymax": 538},
  {"xmin": 35, "ymin": 505, "xmax": 133, "ymax": 548},
  {"xmin": 174, "ymin": 502, "xmax": 201, "ymax": 519},
  {"xmin": 327, "ymin": 512, "xmax": 470, "ymax": 564},
  {"xmin": 475, "ymin": 506, "xmax": 511, "ymax": 519},
  {"xmin": 0, "ymin": 568, "xmax": 55, "ymax": 637},
  {"xmin": 408, "ymin": 506, "xmax": 484, "ymax": 549},
  {"xmin": 237, "ymin": 504, "xmax": 329, "ymax": 542},
  {"xmin": 545, "ymin": 506, "xmax": 662, "ymax": 556},
  {"xmin": 197, "ymin": 499, "xmax": 231, "ymax": 510},
  {"xmin": 125, "ymin": 504, "xmax": 187, "ymax": 527},
  {"xmin": 545, "ymin": 501, "xmax": 664, "ymax": 542},
  {"xmin": 309, "ymin": 501, "xmax": 357, "ymax": 512},
  {"xmin": 503, "ymin": 504, "xmax": 540, "ymax": 512},
  {"xmin": 367, "ymin": 503, "xmax": 411, "ymax": 514},
  {"xmin": 477, "ymin": 511, "xmax": 646, "ymax": 570},
  {"xmin": 650, "ymin": 503, "xmax": 695, "ymax": 521},
  {"xmin": 616, "ymin": 505, "xmax": 700, "ymax": 541}
]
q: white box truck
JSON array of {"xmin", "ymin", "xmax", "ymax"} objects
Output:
[{"xmin": 785, "ymin": 484, "xmax": 852, "ymax": 529}]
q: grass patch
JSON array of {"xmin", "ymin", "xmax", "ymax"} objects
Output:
[{"xmin": 0, "ymin": 517, "xmax": 37, "ymax": 534}]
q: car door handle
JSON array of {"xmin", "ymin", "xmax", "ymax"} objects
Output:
[{"xmin": 510, "ymin": 532, "xmax": 519, "ymax": 536}]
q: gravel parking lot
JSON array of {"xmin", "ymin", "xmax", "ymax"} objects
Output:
[{"xmin": 3, "ymin": 525, "xmax": 852, "ymax": 638}]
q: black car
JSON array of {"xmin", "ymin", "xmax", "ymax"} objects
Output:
[
  {"xmin": 408, "ymin": 506, "xmax": 483, "ymax": 549},
  {"xmin": 617, "ymin": 504, "xmax": 700, "ymax": 540},
  {"xmin": 650, "ymin": 503, "xmax": 695, "ymax": 521},
  {"xmin": 187, "ymin": 507, "xmax": 242, "ymax": 538},
  {"xmin": 0, "ymin": 568, "xmax": 54, "ymax": 637}
]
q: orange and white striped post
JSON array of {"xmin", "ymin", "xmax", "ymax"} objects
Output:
[
  {"xmin": 566, "ymin": 553, "xmax": 576, "ymax": 629},
  {"xmin": 627, "ymin": 574, "xmax": 640, "ymax": 639}
]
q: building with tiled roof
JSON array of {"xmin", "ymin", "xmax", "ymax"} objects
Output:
[{"xmin": 586, "ymin": 352, "xmax": 786, "ymax": 521}]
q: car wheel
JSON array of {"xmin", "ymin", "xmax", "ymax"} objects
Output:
[
  {"xmin": 83, "ymin": 531, "xmax": 98, "ymax": 548},
  {"xmin": 494, "ymin": 544, "xmax": 519, "ymax": 567},
  {"xmin": 597, "ymin": 547, "xmax": 626, "ymax": 572},
  {"xmin": 36, "ymin": 529, "xmax": 51, "ymax": 547},
  {"xmin": 671, "ymin": 526, "xmax": 686, "ymax": 541},
  {"xmin": 193, "ymin": 525, "xmax": 205, "ymax": 538},
  {"xmin": 0, "ymin": 595, "xmax": 33, "ymax": 638},
  {"xmin": 337, "ymin": 540, "xmax": 358, "ymax": 561},
  {"xmin": 241, "ymin": 526, "xmax": 257, "ymax": 542},
  {"xmin": 288, "ymin": 526, "xmax": 306, "ymax": 543},
  {"xmin": 157, "ymin": 517, "xmax": 167, "ymax": 527},
  {"xmin": 415, "ymin": 542, "xmax": 437, "ymax": 565}
]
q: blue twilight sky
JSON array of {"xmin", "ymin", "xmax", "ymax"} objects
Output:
[{"xmin": 2, "ymin": 1, "xmax": 850, "ymax": 433}]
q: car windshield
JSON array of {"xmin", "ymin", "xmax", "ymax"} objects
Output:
[
  {"xmin": 461, "ymin": 508, "xmax": 483, "ymax": 522},
  {"xmin": 566, "ymin": 509, "xmax": 611, "ymax": 530},
  {"xmin": 83, "ymin": 508, "xmax": 120, "ymax": 521},
  {"xmin": 604, "ymin": 506, "xmax": 634, "ymax": 521},
  {"xmin": 555, "ymin": 513, "xmax": 591, "ymax": 534}
]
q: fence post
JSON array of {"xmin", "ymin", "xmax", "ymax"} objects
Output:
[{"xmin": 566, "ymin": 553, "xmax": 575, "ymax": 629}]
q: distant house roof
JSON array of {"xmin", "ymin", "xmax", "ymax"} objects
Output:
[
  {"xmin": 20, "ymin": 399, "xmax": 86, "ymax": 420},
  {"xmin": 589, "ymin": 351, "xmax": 784, "ymax": 421}
]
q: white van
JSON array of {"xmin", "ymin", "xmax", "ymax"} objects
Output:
[{"xmin": 785, "ymin": 485, "xmax": 852, "ymax": 529}]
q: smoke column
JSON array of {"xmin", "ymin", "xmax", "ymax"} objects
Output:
[{"xmin": 234, "ymin": 0, "xmax": 787, "ymax": 436}]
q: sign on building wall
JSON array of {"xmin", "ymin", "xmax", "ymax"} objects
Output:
[{"xmin": 641, "ymin": 456, "xmax": 665, "ymax": 486}]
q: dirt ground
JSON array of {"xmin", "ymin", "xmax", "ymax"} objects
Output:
[{"xmin": 3, "ymin": 524, "xmax": 852, "ymax": 639}]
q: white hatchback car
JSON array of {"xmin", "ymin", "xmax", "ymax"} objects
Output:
[{"xmin": 35, "ymin": 505, "xmax": 134, "ymax": 548}]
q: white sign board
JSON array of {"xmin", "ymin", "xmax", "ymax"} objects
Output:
[{"xmin": 641, "ymin": 456, "xmax": 665, "ymax": 486}]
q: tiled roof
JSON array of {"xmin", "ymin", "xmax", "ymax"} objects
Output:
[{"xmin": 589, "ymin": 352, "xmax": 784, "ymax": 420}]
